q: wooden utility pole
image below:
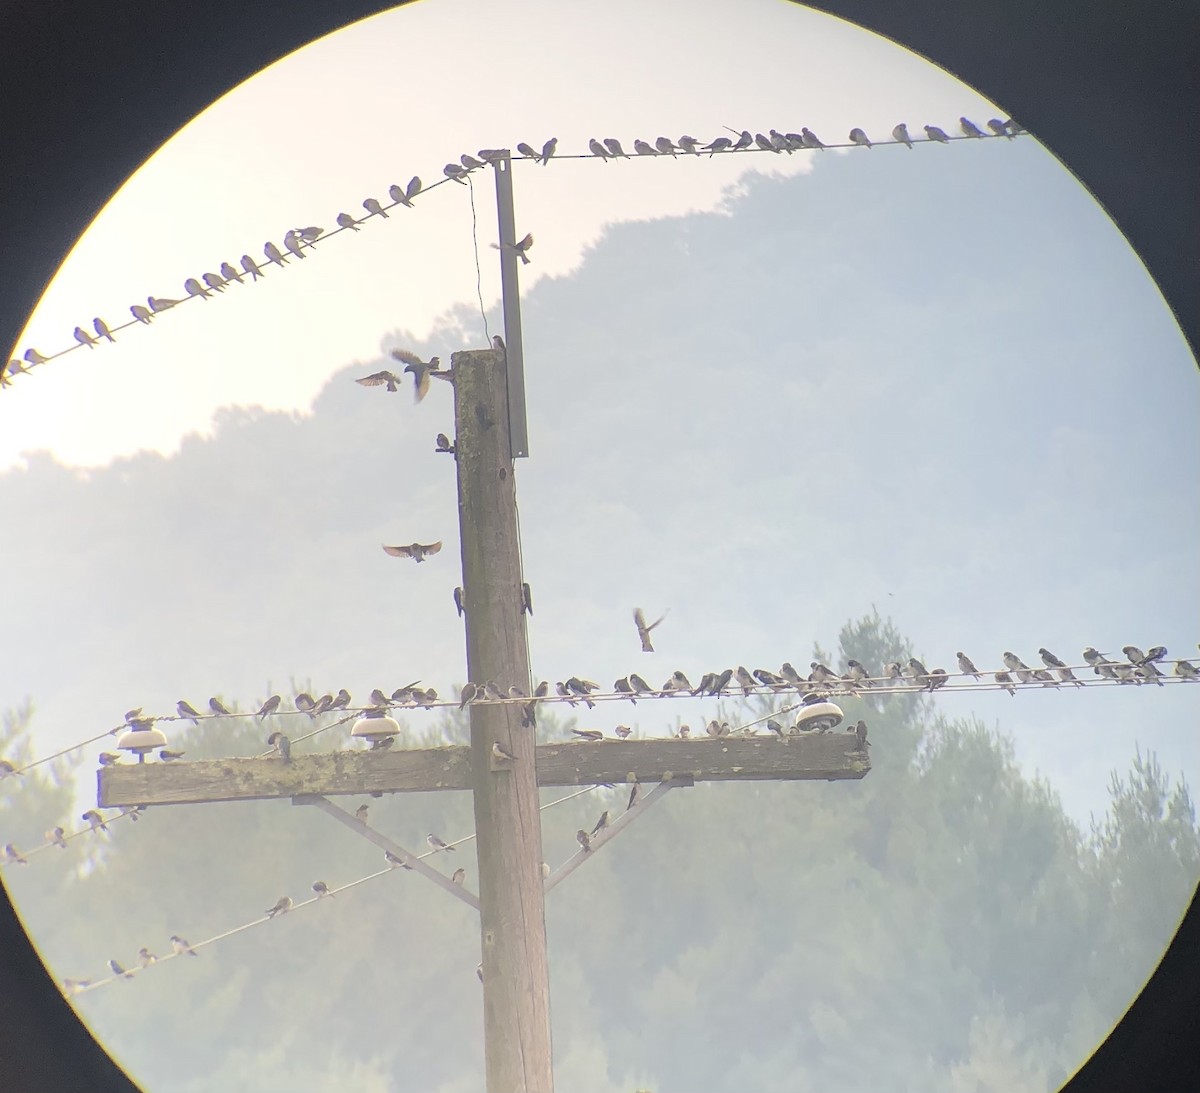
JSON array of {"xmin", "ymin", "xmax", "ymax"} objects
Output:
[{"xmin": 453, "ymin": 345, "xmax": 553, "ymax": 1092}]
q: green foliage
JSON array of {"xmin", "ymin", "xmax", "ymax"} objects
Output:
[{"xmin": 2, "ymin": 620, "xmax": 1198, "ymax": 1092}]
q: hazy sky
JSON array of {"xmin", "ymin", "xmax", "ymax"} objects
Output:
[{"xmin": 2, "ymin": 0, "xmax": 1197, "ymax": 829}]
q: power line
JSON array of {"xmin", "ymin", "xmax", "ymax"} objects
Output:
[
  {"xmin": 63, "ymin": 783, "xmax": 601, "ymax": 997},
  {"xmin": 3, "ymin": 122, "xmax": 1026, "ymax": 386}
]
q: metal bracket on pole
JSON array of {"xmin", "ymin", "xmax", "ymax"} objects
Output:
[
  {"xmin": 544, "ymin": 775, "xmax": 693, "ymax": 894},
  {"xmin": 294, "ymin": 794, "xmax": 481, "ymax": 912},
  {"xmin": 492, "ymin": 151, "xmax": 529, "ymax": 459}
]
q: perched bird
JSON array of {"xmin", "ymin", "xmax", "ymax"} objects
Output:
[
  {"xmin": 754, "ymin": 668, "xmax": 785, "ymax": 688},
  {"xmin": 614, "ymin": 725, "xmax": 632, "ymax": 739},
  {"xmin": 93, "ymin": 317, "xmax": 115, "ymax": 343},
  {"xmin": 370, "ymin": 737, "xmax": 395, "ymax": 752},
  {"xmin": 459, "ymin": 682, "xmax": 479, "ymax": 709},
  {"xmin": 98, "ymin": 752, "xmax": 121, "ymax": 766},
  {"xmin": 627, "ymin": 782, "xmax": 641, "ymax": 810},
  {"xmin": 492, "ymin": 740, "xmax": 517, "ymax": 762},
  {"xmin": 849, "ymin": 127, "xmax": 872, "ymax": 148},
  {"xmin": 451, "ymin": 586, "xmax": 466, "ymax": 617},
  {"xmin": 257, "ymin": 694, "xmax": 282, "ymax": 718},
  {"xmin": 540, "ymin": 137, "xmax": 558, "ymax": 164},
  {"xmin": 208, "ymin": 697, "xmax": 231, "ymax": 716},
  {"xmin": 460, "ymin": 153, "xmax": 486, "ymax": 170},
  {"xmin": 571, "ymin": 729, "xmax": 604, "ymax": 742},
  {"xmin": 678, "ymin": 135, "xmax": 702, "ymax": 155},
  {"xmin": 398, "ymin": 176, "xmax": 422, "ymax": 205},
  {"xmin": 1173, "ymin": 660, "xmax": 1198, "ymax": 681},
  {"xmin": 1002, "ymin": 652, "xmax": 1034, "ymax": 683},
  {"xmin": 615, "ymin": 677, "xmax": 636, "ymax": 702},
  {"xmin": 845, "ymin": 660, "xmax": 871, "ymax": 687},
  {"xmin": 0, "ymin": 759, "xmax": 20, "ymax": 778},
  {"xmin": 108, "ymin": 960, "xmax": 134, "ymax": 980},
  {"xmin": 710, "ymin": 668, "xmax": 734, "ymax": 694},
  {"xmin": 476, "ymin": 964, "xmax": 484, "ymax": 983},
  {"xmin": 1122, "ymin": 645, "xmax": 1149, "ymax": 666},
  {"xmin": 705, "ymin": 719, "xmax": 722, "ymax": 738},
  {"xmin": 631, "ymin": 138, "xmax": 656, "ymax": 156},
  {"xmin": 1081, "ymin": 647, "xmax": 1108, "ymax": 666},
  {"xmin": 293, "ymin": 226, "xmax": 323, "ymax": 245},
  {"xmin": 239, "ymin": 254, "xmax": 262, "ymax": 281},
  {"xmin": 451, "ymin": 867, "xmax": 466, "ymax": 885},
  {"xmin": 924, "ymin": 125, "xmax": 951, "ymax": 143},
  {"xmin": 812, "ymin": 662, "xmax": 841, "ymax": 685},
  {"xmin": 308, "ymin": 692, "xmax": 332, "ymax": 714},
  {"xmin": 576, "ymin": 829, "xmax": 592, "ymax": 853},
  {"xmin": 588, "ymin": 138, "xmax": 610, "ymax": 160},
  {"xmin": 219, "ymin": 261, "xmax": 243, "ymax": 284},
  {"xmin": 517, "ymin": 141, "xmax": 540, "ymax": 161},
  {"xmin": 295, "ymin": 692, "xmax": 316, "ymax": 712},
  {"xmin": 671, "ymin": 670, "xmax": 694, "ymax": 692},
  {"xmin": 956, "ymin": 652, "xmax": 981, "ymax": 680},
  {"xmin": 267, "ymin": 731, "xmax": 291, "ymax": 760},
  {"xmin": 960, "ymin": 117, "xmax": 985, "ymax": 138},
  {"xmin": 1138, "ymin": 661, "xmax": 1165, "ymax": 686},
  {"xmin": 148, "ymin": 295, "xmax": 181, "ymax": 312},
  {"xmin": 337, "ymin": 211, "xmax": 360, "ymax": 232},
  {"xmin": 1039, "ymin": 648, "xmax": 1082, "ymax": 686},
  {"xmin": 82, "ymin": 810, "xmax": 108, "ymax": 834},
  {"xmin": 987, "ymin": 118, "xmax": 1013, "ymax": 139},
  {"xmin": 734, "ymin": 666, "xmax": 757, "ymax": 694},
  {"xmin": 175, "ymin": 699, "xmax": 200, "ymax": 723},
  {"xmin": 1031, "ymin": 669, "xmax": 1059, "ymax": 687},
  {"xmin": 892, "ymin": 123, "xmax": 913, "ymax": 148},
  {"xmin": 159, "ymin": 749, "xmax": 185, "ymax": 761},
  {"xmin": 603, "ymin": 138, "xmax": 628, "ymax": 158},
  {"xmin": 74, "ymin": 325, "xmax": 98, "ymax": 348},
  {"xmin": 330, "ymin": 688, "xmax": 352, "ymax": 711},
  {"xmin": 521, "ymin": 582, "xmax": 534, "ymax": 615},
  {"xmin": 130, "ymin": 304, "xmax": 153, "ymax": 324},
  {"xmin": 48, "ymin": 826, "xmax": 67, "ymax": 848},
  {"xmin": 263, "ymin": 242, "xmax": 287, "ymax": 268},
  {"xmin": 753, "ymin": 132, "xmax": 777, "ymax": 152},
  {"xmin": 203, "ymin": 271, "xmax": 227, "ymax": 292},
  {"xmin": 4, "ymin": 843, "xmax": 28, "ymax": 865},
  {"xmin": 633, "ymin": 607, "xmax": 667, "ymax": 653},
  {"xmin": 677, "ymin": 724, "xmax": 691, "ymax": 739},
  {"xmin": 730, "ymin": 130, "xmax": 754, "ymax": 150},
  {"xmin": 138, "ymin": 948, "xmax": 157, "ymax": 967},
  {"xmin": 704, "ymin": 136, "xmax": 732, "ymax": 155},
  {"xmin": 853, "ymin": 720, "xmax": 869, "ymax": 750},
  {"xmin": 994, "ymin": 671, "xmax": 1016, "ymax": 696},
  {"xmin": 427, "ymin": 833, "xmax": 455, "ymax": 853},
  {"xmin": 382, "ymin": 541, "xmax": 443, "ymax": 562},
  {"xmin": 355, "ymin": 804, "xmax": 369, "ymax": 822},
  {"xmin": 170, "ymin": 935, "xmax": 197, "ymax": 956},
  {"xmin": 590, "ymin": 810, "xmax": 610, "ymax": 837},
  {"xmin": 655, "ymin": 136, "xmax": 678, "ymax": 156},
  {"xmin": 282, "ymin": 231, "xmax": 306, "ymax": 261},
  {"xmin": 1144, "ymin": 646, "xmax": 1169, "ymax": 664},
  {"xmin": 801, "ymin": 127, "xmax": 826, "ymax": 149},
  {"xmin": 312, "ymin": 881, "xmax": 333, "ymax": 898},
  {"xmin": 482, "ymin": 680, "xmax": 506, "ymax": 702},
  {"xmin": 264, "ymin": 896, "xmax": 293, "ymax": 918},
  {"xmin": 363, "ymin": 196, "xmax": 389, "ymax": 218},
  {"xmin": 437, "ymin": 433, "xmax": 455, "ymax": 454},
  {"xmin": 355, "ymin": 369, "xmax": 402, "ymax": 393}
]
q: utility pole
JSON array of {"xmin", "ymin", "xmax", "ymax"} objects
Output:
[{"xmin": 453, "ymin": 345, "xmax": 553, "ymax": 1092}]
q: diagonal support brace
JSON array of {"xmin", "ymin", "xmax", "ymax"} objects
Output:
[
  {"xmin": 544, "ymin": 775, "xmax": 692, "ymax": 894},
  {"xmin": 294, "ymin": 794, "xmax": 481, "ymax": 912}
]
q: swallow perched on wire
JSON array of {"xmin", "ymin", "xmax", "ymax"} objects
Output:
[
  {"xmin": 460, "ymin": 153, "xmax": 486, "ymax": 170},
  {"xmin": 576, "ymin": 829, "xmax": 592, "ymax": 852},
  {"xmin": 540, "ymin": 137, "xmax": 558, "ymax": 164},
  {"xmin": 517, "ymin": 141, "xmax": 540, "ymax": 161},
  {"xmin": 209, "ymin": 697, "xmax": 231, "ymax": 716},
  {"xmin": 257, "ymin": 694, "xmax": 282, "ymax": 719},
  {"xmin": 1174, "ymin": 660, "xmax": 1198, "ymax": 681},
  {"xmin": 312, "ymin": 880, "xmax": 333, "ymax": 898},
  {"xmin": 382, "ymin": 541, "xmax": 442, "ymax": 562},
  {"xmin": 459, "ymin": 682, "xmax": 479, "ymax": 709},
  {"xmin": 267, "ymin": 731, "xmax": 291, "ymax": 760},
  {"xmin": 655, "ymin": 136, "xmax": 679, "ymax": 156},
  {"xmin": 265, "ymin": 896, "xmax": 293, "ymax": 918},
  {"xmin": 170, "ymin": 935, "xmax": 197, "ymax": 956},
  {"xmin": 1038, "ymin": 648, "xmax": 1082, "ymax": 685},
  {"xmin": 48, "ymin": 826, "xmax": 67, "ymax": 848},
  {"xmin": 130, "ymin": 303, "xmax": 153, "ymax": 324},
  {"xmin": 148, "ymin": 295, "xmax": 182, "ymax": 312},
  {"xmin": 203, "ymin": 271, "xmax": 228, "ymax": 292},
  {"xmin": 924, "ymin": 125, "xmax": 951, "ymax": 143},
  {"xmin": 82, "ymin": 810, "xmax": 108, "ymax": 834},
  {"xmin": 363, "ymin": 196, "xmax": 389, "ymax": 218},
  {"xmin": 0, "ymin": 759, "xmax": 20, "ymax": 778},
  {"xmin": 427, "ymin": 833, "xmax": 455, "ymax": 853},
  {"xmin": 282, "ymin": 232, "xmax": 306, "ymax": 261},
  {"xmin": 704, "ymin": 136, "xmax": 733, "ymax": 154},
  {"xmin": 337, "ymin": 211, "xmax": 361, "ymax": 232},
  {"xmin": 956, "ymin": 652, "xmax": 981, "ymax": 680},
  {"xmin": 849, "ymin": 127, "xmax": 872, "ymax": 148},
  {"xmin": 1002, "ymin": 652, "xmax": 1034, "ymax": 683},
  {"xmin": 385, "ymin": 850, "xmax": 408, "ymax": 868},
  {"xmin": 994, "ymin": 671, "xmax": 1016, "ymax": 696},
  {"xmin": 800, "ymin": 127, "xmax": 826, "ymax": 149},
  {"xmin": 987, "ymin": 118, "xmax": 1013, "ymax": 139},
  {"xmin": 633, "ymin": 138, "xmax": 657, "ymax": 155},
  {"xmin": 603, "ymin": 138, "xmax": 628, "ymax": 158},
  {"xmin": 1121, "ymin": 645, "xmax": 1150, "ymax": 666},
  {"xmin": 220, "ymin": 261, "xmax": 243, "ymax": 284},
  {"xmin": 590, "ymin": 810, "xmax": 610, "ymax": 836},
  {"xmin": 892, "ymin": 123, "xmax": 913, "ymax": 148},
  {"xmin": 588, "ymin": 138, "xmax": 611, "ymax": 160},
  {"xmin": 4, "ymin": 843, "xmax": 28, "ymax": 865},
  {"xmin": 72, "ymin": 325, "xmax": 98, "ymax": 348},
  {"xmin": 845, "ymin": 660, "xmax": 871, "ymax": 688},
  {"xmin": 959, "ymin": 117, "xmax": 985, "ymax": 138},
  {"xmin": 263, "ymin": 243, "xmax": 287, "ymax": 268},
  {"xmin": 108, "ymin": 959, "xmax": 134, "ymax": 980},
  {"xmin": 138, "ymin": 947, "xmax": 157, "ymax": 966},
  {"xmin": 176, "ymin": 699, "xmax": 201, "ymax": 723},
  {"xmin": 93, "ymin": 317, "xmax": 115, "ymax": 343}
]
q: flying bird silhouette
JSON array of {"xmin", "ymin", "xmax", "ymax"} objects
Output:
[
  {"xmin": 382, "ymin": 541, "xmax": 442, "ymax": 562},
  {"xmin": 633, "ymin": 607, "xmax": 667, "ymax": 652},
  {"xmin": 390, "ymin": 348, "xmax": 445, "ymax": 402}
]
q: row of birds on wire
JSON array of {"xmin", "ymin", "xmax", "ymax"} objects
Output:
[
  {"xmin": 3, "ymin": 643, "xmax": 1190, "ymax": 787},
  {"xmin": 3, "ymin": 115, "xmax": 1024, "ymax": 386},
  {"xmin": 57, "ymin": 784, "xmax": 633, "ymax": 996}
]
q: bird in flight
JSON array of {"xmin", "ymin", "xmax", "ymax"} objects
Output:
[
  {"xmin": 390, "ymin": 348, "xmax": 446, "ymax": 402},
  {"xmin": 356, "ymin": 370, "xmax": 401, "ymax": 393},
  {"xmin": 491, "ymin": 232, "xmax": 534, "ymax": 265},
  {"xmin": 633, "ymin": 607, "xmax": 667, "ymax": 652},
  {"xmin": 382, "ymin": 541, "xmax": 442, "ymax": 563}
]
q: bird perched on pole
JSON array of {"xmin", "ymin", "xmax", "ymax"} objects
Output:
[
  {"xmin": 633, "ymin": 607, "xmax": 667, "ymax": 652},
  {"xmin": 382, "ymin": 541, "xmax": 442, "ymax": 563},
  {"xmin": 389, "ymin": 348, "xmax": 447, "ymax": 402}
]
